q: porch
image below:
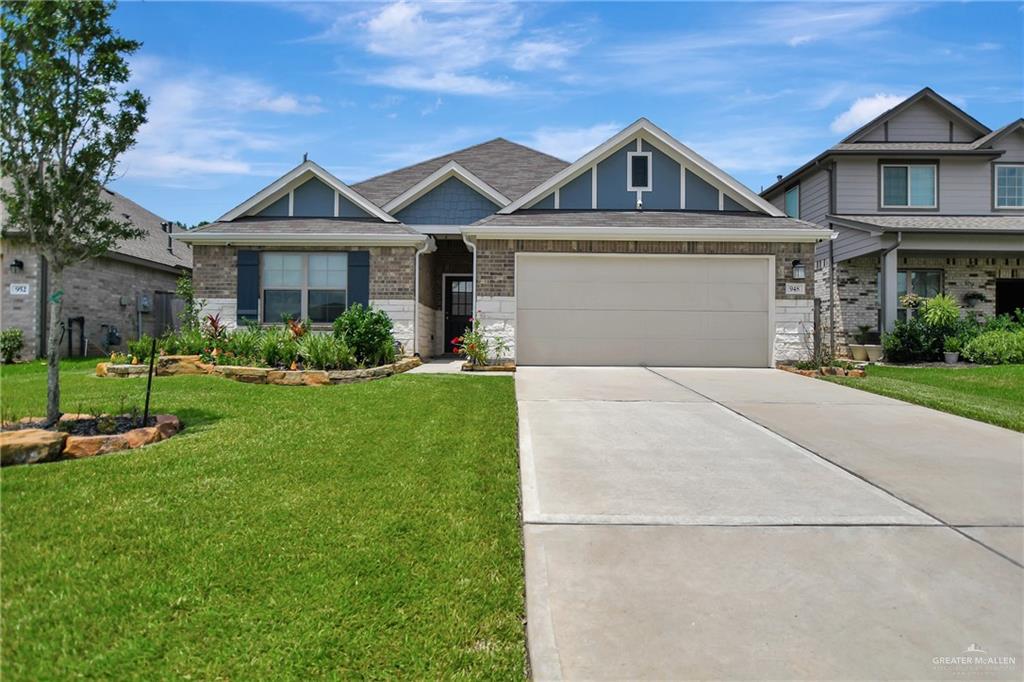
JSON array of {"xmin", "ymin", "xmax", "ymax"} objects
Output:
[{"xmin": 416, "ymin": 236, "xmax": 474, "ymax": 358}]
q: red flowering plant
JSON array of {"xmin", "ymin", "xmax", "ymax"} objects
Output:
[{"xmin": 452, "ymin": 314, "xmax": 510, "ymax": 365}]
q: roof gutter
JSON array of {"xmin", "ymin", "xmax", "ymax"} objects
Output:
[
  {"xmin": 460, "ymin": 226, "xmax": 829, "ymax": 242},
  {"xmin": 172, "ymin": 232, "xmax": 429, "ymax": 247}
]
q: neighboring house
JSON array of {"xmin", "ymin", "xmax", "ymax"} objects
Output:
[
  {"xmin": 177, "ymin": 119, "xmax": 829, "ymax": 367},
  {"xmin": 1, "ymin": 188, "xmax": 193, "ymax": 359},
  {"xmin": 762, "ymin": 88, "xmax": 1024, "ymax": 354}
]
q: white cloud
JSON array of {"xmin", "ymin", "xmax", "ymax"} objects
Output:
[
  {"xmin": 830, "ymin": 93, "xmax": 906, "ymax": 134},
  {"xmin": 520, "ymin": 123, "xmax": 621, "ymax": 162},
  {"xmin": 367, "ymin": 67, "xmax": 516, "ymax": 96},
  {"xmin": 511, "ymin": 40, "xmax": 574, "ymax": 70},
  {"xmin": 119, "ymin": 58, "xmax": 323, "ymax": 183}
]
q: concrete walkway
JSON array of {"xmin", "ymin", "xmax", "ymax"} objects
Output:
[{"xmin": 517, "ymin": 367, "xmax": 1023, "ymax": 680}]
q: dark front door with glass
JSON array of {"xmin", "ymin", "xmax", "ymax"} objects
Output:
[{"xmin": 444, "ymin": 276, "xmax": 473, "ymax": 353}]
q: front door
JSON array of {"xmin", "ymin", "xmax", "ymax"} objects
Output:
[
  {"xmin": 996, "ymin": 279, "xmax": 1024, "ymax": 317},
  {"xmin": 444, "ymin": 276, "xmax": 473, "ymax": 353}
]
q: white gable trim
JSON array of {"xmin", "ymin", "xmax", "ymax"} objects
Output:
[
  {"xmin": 217, "ymin": 160, "xmax": 397, "ymax": 223},
  {"xmin": 501, "ymin": 118, "xmax": 784, "ymax": 217},
  {"xmin": 381, "ymin": 160, "xmax": 510, "ymax": 214}
]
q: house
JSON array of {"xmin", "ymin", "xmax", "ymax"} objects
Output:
[
  {"xmin": 177, "ymin": 119, "xmax": 829, "ymax": 367},
  {"xmin": 0, "ymin": 188, "xmax": 193, "ymax": 359},
  {"xmin": 761, "ymin": 88, "xmax": 1024, "ymax": 354}
]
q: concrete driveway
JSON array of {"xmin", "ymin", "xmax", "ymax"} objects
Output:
[{"xmin": 517, "ymin": 367, "xmax": 1023, "ymax": 680}]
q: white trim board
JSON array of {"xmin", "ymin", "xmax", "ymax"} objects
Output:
[
  {"xmin": 382, "ymin": 160, "xmax": 510, "ymax": 214},
  {"xmin": 173, "ymin": 232, "xmax": 427, "ymax": 247},
  {"xmin": 501, "ymin": 118, "xmax": 785, "ymax": 217},
  {"xmin": 217, "ymin": 160, "xmax": 397, "ymax": 223}
]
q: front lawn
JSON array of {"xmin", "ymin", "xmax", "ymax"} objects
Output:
[
  {"xmin": 1, "ymin": 360, "xmax": 523, "ymax": 679},
  {"xmin": 825, "ymin": 364, "xmax": 1024, "ymax": 432}
]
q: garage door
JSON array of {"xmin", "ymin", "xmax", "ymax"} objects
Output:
[{"xmin": 516, "ymin": 254, "xmax": 772, "ymax": 367}]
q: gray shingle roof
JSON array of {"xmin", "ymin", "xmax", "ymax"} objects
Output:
[
  {"xmin": 188, "ymin": 217, "xmax": 422, "ymax": 236},
  {"xmin": 352, "ymin": 138, "xmax": 568, "ymax": 207},
  {"xmin": 830, "ymin": 214, "xmax": 1024, "ymax": 233},
  {"xmin": 831, "ymin": 142, "xmax": 984, "ymax": 152},
  {"xmin": 475, "ymin": 210, "xmax": 826, "ymax": 231},
  {"xmin": 104, "ymin": 189, "xmax": 193, "ymax": 270}
]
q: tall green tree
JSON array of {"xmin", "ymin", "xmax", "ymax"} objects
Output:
[{"xmin": 1, "ymin": 0, "xmax": 147, "ymax": 423}]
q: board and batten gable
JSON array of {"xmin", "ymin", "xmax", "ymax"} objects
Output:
[
  {"xmin": 525, "ymin": 136, "xmax": 749, "ymax": 211},
  {"xmin": 853, "ymin": 97, "xmax": 980, "ymax": 143},
  {"xmin": 395, "ymin": 176, "xmax": 500, "ymax": 224},
  {"xmin": 255, "ymin": 177, "xmax": 373, "ymax": 219}
]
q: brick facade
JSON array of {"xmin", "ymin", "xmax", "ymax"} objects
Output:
[
  {"xmin": 2, "ymin": 237, "xmax": 184, "ymax": 359},
  {"xmin": 816, "ymin": 251, "xmax": 1023, "ymax": 356}
]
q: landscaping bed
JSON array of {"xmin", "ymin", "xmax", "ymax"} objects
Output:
[
  {"xmin": 462, "ymin": 362, "xmax": 516, "ymax": 373},
  {"xmin": 97, "ymin": 355, "xmax": 422, "ymax": 385},
  {"xmin": 1, "ymin": 413, "xmax": 183, "ymax": 465}
]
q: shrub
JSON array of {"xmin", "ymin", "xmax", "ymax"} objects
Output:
[
  {"xmin": 882, "ymin": 317, "xmax": 936, "ymax": 363},
  {"xmin": 175, "ymin": 273, "xmax": 205, "ymax": 331},
  {"xmin": 1, "ymin": 328, "xmax": 24, "ymax": 363},
  {"xmin": 128, "ymin": 334, "xmax": 154, "ymax": 362},
  {"xmin": 159, "ymin": 327, "xmax": 206, "ymax": 355},
  {"xmin": 332, "ymin": 304, "xmax": 396, "ymax": 367},
  {"xmin": 259, "ymin": 326, "xmax": 298, "ymax": 368},
  {"xmin": 943, "ymin": 335, "xmax": 962, "ymax": 353},
  {"xmin": 919, "ymin": 294, "xmax": 960, "ymax": 331},
  {"xmin": 224, "ymin": 325, "xmax": 264, "ymax": 363},
  {"xmin": 297, "ymin": 332, "xmax": 355, "ymax": 370},
  {"xmin": 981, "ymin": 310, "xmax": 1024, "ymax": 333},
  {"xmin": 962, "ymin": 330, "xmax": 1024, "ymax": 365}
]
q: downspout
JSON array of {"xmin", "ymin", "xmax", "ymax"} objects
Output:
[
  {"xmin": 880, "ymin": 231, "xmax": 903, "ymax": 333},
  {"xmin": 412, "ymin": 236, "xmax": 436, "ymax": 357},
  {"xmin": 461, "ymin": 232, "xmax": 478, "ymax": 315}
]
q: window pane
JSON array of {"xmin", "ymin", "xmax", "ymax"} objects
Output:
[
  {"xmin": 911, "ymin": 271, "xmax": 941, "ymax": 298},
  {"xmin": 264, "ymin": 290, "xmax": 301, "ymax": 323},
  {"xmin": 785, "ymin": 187, "xmax": 800, "ymax": 218},
  {"xmin": 909, "ymin": 166, "xmax": 935, "ymax": 206},
  {"xmin": 997, "ymin": 166, "xmax": 1024, "ymax": 207},
  {"xmin": 308, "ymin": 253, "xmax": 347, "ymax": 288},
  {"xmin": 897, "ymin": 272, "xmax": 908, "ymax": 298},
  {"xmin": 263, "ymin": 253, "xmax": 303, "ymax": 288},
  {"xmin": 631, "ymin": 155, "xmax": 649, "ymax": 188},
  {"xmin": 883, "ymin": 166, "xmax": 908, "ymax": 206},
  {"xmin": 308, "ymin": 290, "xmax": 346, "ymax": 323}
]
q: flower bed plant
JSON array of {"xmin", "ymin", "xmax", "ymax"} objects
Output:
[
  {"xmin": 452, "ymin": 315, "xmax": 510, "ymax": 368},
  {"xmin": 1, "ymin": 328, "xmax": 24, "ymax": 364},
  {"xmin": 882, "ymin": 299, "xmax": 1024, "ymax": 364}
]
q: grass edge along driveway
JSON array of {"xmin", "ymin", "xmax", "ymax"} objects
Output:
[
  {"xmin": 824, "ymin": 364, "xmax": 1024, "ymax": 432},
  {"xmin": 1, "ymin": 360, "xmax": 525, "ymax": 679}
]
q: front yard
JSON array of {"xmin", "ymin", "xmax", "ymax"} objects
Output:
[
  {"xmin": 0, "ymin": 360, "xmax": 523, "ymax": 679},
  {"xmin": 825, "ymin": 364, "xmax": 1024, "ymax": 432}
]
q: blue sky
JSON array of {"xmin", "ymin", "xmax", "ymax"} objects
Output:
[{"xmin": 109, "ymin": 1, "xmax": 1024, "ymax": 224}]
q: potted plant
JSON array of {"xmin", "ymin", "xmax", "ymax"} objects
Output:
[
  {"xmin": 943, "ymin": 336, "xmax": 961, "ymax": 364},
  {"xmin": 849, "ymin": 325, "xmax": 871, "ymax": 361},
  {"xmin": 962, "ymin": 291, "xmax": 986, "ymax": 309},
  {"xmin": 859, "ymin": 327, "xmax": 883, "ymax": 362}
]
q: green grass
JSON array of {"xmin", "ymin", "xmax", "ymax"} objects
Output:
[
  {"xmin": 1, "ymin": 360, "xmax": 524, "ymax": 679},
  {"xmin": 825, "ymin": 364, "xmax": 1024, "ymax": 432}
]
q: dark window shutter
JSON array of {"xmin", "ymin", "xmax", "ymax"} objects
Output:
[
  {"xmin": 348, "ymin": 251, "xmax": 370, "ymax": 308},
  {"xmin": 237, "ymin": 250, "xmax": 259, "ymax": 323}
]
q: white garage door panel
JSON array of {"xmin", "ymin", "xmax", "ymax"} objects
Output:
[{"xmin": 516, "ymin": 255, "xmax": 772, "ymax": 367}]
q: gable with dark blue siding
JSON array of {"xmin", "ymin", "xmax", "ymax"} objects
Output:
[
  {"xmin": 559, "ymin": 169, "xmax": 592, "ymax": 209},
  {"xmin": 396, "ymin": 176, "xmax": 500, "ymax": 225},
  {"xmin": 640, "ymin": 141, "xmax": 681, "ymax": 210},
  {"xmin": 257, "ymin": 195, "xmax": 289, "ymax": 217},
  {"xmin": 293, "ymin": 178, "xmax": 334, "ymax": 216}
]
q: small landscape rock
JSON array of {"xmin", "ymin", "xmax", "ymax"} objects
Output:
[{"xmin": 1, "ymin": 429, "xmax": 68, "ymax": 466}]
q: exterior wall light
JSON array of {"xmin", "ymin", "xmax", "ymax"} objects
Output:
[
  {"xmin": 792, "ymin": 259, "xmax": 806, "ymax": 279},
  {"xmin": 9, "ymin": 258, "xmax": 24, "ymax": 272}
]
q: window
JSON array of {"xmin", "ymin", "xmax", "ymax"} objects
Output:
[
  {"xmin": 261, "ymin": 252, "xmax": 348, "ymax": 323},
  {"xmin": 995, "ymin": 164, "xmax": 1024, "ymax": 209},
  {"xmin": 896, "ymin": 269, "xmax": 942, "ymax": 321},
  {"xmin": 881, "ymin": 164, "xmax": 936, "ymax": 208},
  {"xmin": 784, "ymin": 185, "xmax": 800, "ymax": 218},
  {"xmin": 627, "ymin": 151, "xmax": 652, "ymax": 191}
]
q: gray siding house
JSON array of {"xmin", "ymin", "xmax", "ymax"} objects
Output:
[
  {"xmin": 178, "ymin": 119, "xmax": 829, "ymax": 367},
  {"xmin": 1, "ymin": 189, "xmax": 192, "ymax": 359},
  {"xmin": 762, "ymin": 88, "xmax": 1024, "ymax": 353}
]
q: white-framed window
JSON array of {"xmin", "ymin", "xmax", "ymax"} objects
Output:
[
  {"xmin": 881, "ymin": 163, "xmax": 937, "ymax": 208},
  {"xmin": 784, "ymin": 185, "xmax": 800, "ymax": 218},
  {"xmin": 627, "ymin": 151, "xmax": 652, "ymax": 191},
  {"xmin": 262, "ymin": 252, "xmax": 348, "ymax": 324},
  {"xmin": 995, "ymin": 164, "xmax": 1024, "ymax": 209}
]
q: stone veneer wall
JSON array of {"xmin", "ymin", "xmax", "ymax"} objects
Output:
[
  {"xmin": 816, "ymin": 251, "xmax": 1022, "ymax": 356},
  {"xmin": 475, "ymin": 239, "xmax": 817, "ymax": 363},
  {"xmin": 192, "ymin": 244, "xmax": 417, "ymax": 354},
  {"xmin": 2, "ymin": 237, "xmax": 185, "ymax": 358}
]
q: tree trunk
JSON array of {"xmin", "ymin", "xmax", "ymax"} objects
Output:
[{"xmin": 45, "ymin": 263, "xmax": 65, "ymax": 425}]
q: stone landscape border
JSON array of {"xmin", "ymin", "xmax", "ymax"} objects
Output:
[
  {"xmin": 96, "ymin": 355, "xmax": 423, "ymax": 385},
  {"xmin": 0, "ymin": 414, "xmax": 183, "ymax": 466},
  {"xmin": 778, "ymin": 364, "xmax": 866, "ymax": 378}
]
